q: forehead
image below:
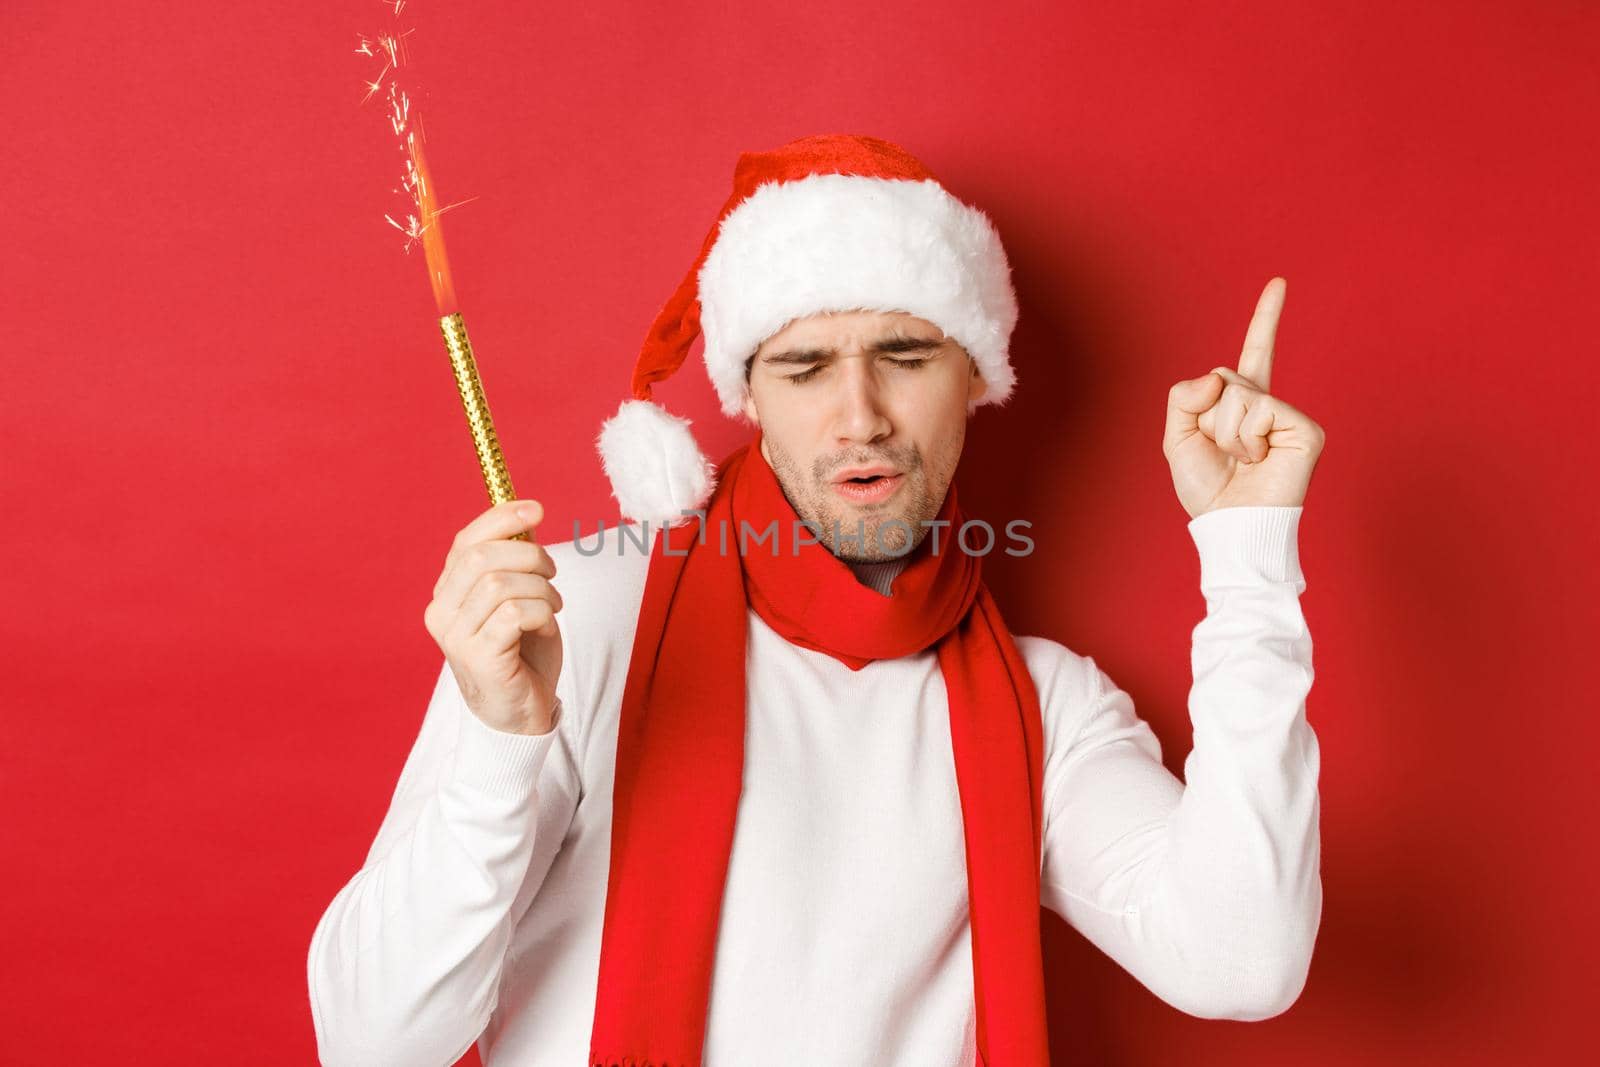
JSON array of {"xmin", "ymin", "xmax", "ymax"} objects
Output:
[{"xmin": 756, "ymin": 309, "xmax": 946, "ymax": 352}]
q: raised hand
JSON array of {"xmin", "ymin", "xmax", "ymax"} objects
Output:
[
  {"xmin": 1162, "ymin": 277, "xmax": 1326, "ymax": 518},
  {"xmin": 423, "ymin": 499, "xmax": 564, "ymax": 735}
]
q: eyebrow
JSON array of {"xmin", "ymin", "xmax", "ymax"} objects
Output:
[{"xmin": 759, "ymin": 334, "xmax": 946, "ymax": 366}]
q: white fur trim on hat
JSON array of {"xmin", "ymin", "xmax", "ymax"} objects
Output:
[
  {"xmin": 596, "ymin": 398, "xmax": 717, "ymax": 527},
  {"xmin": 696, "ymin": 173, "xmax": 1019, "ymax": 419}
]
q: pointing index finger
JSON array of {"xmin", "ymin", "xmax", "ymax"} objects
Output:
[{"xmin": 1237, "ymin": 276, "xmax": 1286, "ymax": 393}]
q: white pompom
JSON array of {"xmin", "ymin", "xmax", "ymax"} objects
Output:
[{"xmin": 595, "ymin": 398, "xmax": 717, "ymax": 527}]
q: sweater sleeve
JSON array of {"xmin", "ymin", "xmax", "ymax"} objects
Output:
[
  {"xmin": 306, "ymin": 660, "xmax": 583, "ymax": 1067},
  {"xmin": 1037, "ymin": 505, "xmax": 1321, "ymax": 1021}
]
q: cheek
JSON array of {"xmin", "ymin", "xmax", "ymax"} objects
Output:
[
  {"xmin": 902, "ymin": 377, "xmax": 970, "ymax": 473},
  {"xmin": 898, "ymin": 370, "xmax": 970, "ymax": 431},
  {"xmin": 756, "ymin": 382, "xmax": 828, "ymax": 441},
  {"xmin": 918, "ymin": 361, "xmax": 975, "ymax": 409},
  {"xmin": 750, "ymin": 393, "xmax": 818, "ymax": 470}
]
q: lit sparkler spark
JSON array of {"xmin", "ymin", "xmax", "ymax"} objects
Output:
[
  {"xmin": 383, "ymin": 194, "xmax": 478, "ymax": 252},
  {"xmin": 357, "ymin": 7, "xmax": 466, "ymax": 315},
  {"xmin": 360, "ymin": 66, "xmax": 389, "ymax": 104},
  {"xmin": 354, "ymin": 1, "xmax": 521, "ymax": 516}
]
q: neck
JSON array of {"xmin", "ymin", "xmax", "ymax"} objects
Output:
[{"xmin": 843, "ymin": 555, "xmax": 910, "ymax": 596}]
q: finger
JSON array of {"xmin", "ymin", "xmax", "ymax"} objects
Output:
[
  {"xmin": 1163, "ymin": 372, "xmax": 1226, "ymax": 456},
  {"xmin": 1237, "ymin": 277, "xmax": 1285, "ymax": 393},
  {"xmin": 1210, "ymin": 381, "xmax": 1254, "ymax": 463},
  {"xmin": 1221, "ymin": 386, "xmax": 1320, "ymax": 459},
  {"xmin": 450, "ymin": 499, "xmax": 546, "ymax": 556},
  {"xmin": 1209, "ymin": 365, "xmax": 1266, "ymax": 395},
  {"xmin": 1210, "ymin": 365, "xmax": 1255, "ymax": 385},
  {"xmin": 1238, "ymin": 395, "xmax": 1277, "ymax": 463},
  {"xmin": 439, "ymin": 499, "xmax": 547, "ymax": 601},
  {"xmin": 450, "ymin": 571, "xmax": 564, "ymax": 644},
  {"xmin": 478, "ymin": 596, "xmax": 561, "ymax": 647},
  {"xmin": 436, "ymin": 538, "xmax": 558, "ymax": 609}
]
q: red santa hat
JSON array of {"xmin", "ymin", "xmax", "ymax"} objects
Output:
[{"xmin": 595, "ymin": 133, "xmax": 1020, "ymax": 526}]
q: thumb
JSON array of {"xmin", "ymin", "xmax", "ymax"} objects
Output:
[
  {"xmin": 1163, "ymin": 371, "xmax": 1226, "ymax": 456},
  {"xmin": 1170, "ymin": 371, "xmax": 1225, "ymax": 413}
]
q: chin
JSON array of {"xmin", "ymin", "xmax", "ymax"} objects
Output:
[{"xmin": 812, "ymin": 499, "xmax": 927, "ymax": 561}]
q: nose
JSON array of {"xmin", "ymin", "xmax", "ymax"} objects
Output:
[{"xmin": 830, "ymin": 355, "xmax": 892, "ymax": 446}]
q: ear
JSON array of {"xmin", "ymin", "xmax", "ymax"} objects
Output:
[
  {"xmin": 967, "ymin": 356, "xmax": 988, "ymax": 405},
  {"xmin": 741, "ymin": 389, "xmax": 760, "ymax": 424}
]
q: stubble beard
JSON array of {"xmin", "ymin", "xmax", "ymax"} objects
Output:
[{"xmin": 763, "ymin": 435, "xmax": 955, "ymax": 562}]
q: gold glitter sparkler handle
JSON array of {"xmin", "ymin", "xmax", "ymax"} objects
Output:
[{"xmin": 439, "ymin": 312, "xmax": 526, "ymax": 540}]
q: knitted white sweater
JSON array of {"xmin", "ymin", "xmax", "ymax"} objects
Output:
[{"xmin": 307, "ymin": 505, "xmax": 1321, "ymax": 1067}]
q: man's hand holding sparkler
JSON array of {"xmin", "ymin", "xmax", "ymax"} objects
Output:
[
  {"xmin": 424, "ymin": 500, "xmax": 564, "ymax": 736},
  {"xmin": 1163, "ymin": 277, "xmax": 1327, "ymax": 517}
]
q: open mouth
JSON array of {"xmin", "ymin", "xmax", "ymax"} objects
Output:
[{"xmin": 832, "ymin": 472, "xmax": 905, "ymax": 503}]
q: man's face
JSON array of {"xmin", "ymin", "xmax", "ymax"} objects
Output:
[{"xmin": 741, "ymin": 309, "xmax": 988, "ymax": 562}]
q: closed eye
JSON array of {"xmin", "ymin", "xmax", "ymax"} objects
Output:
[{"xmin": 784, "ymin": 356, "xmax": 930, "ymax": 384}]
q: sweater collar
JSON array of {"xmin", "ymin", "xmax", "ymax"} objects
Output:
[{"xmin": 843, "ymin": 555, "xmax": 911, "ymax": 596}]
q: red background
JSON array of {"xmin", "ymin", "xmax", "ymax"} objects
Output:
[{"xmin": 3, "ymin": 1, "xmax": 1595, "ymax": 1062}]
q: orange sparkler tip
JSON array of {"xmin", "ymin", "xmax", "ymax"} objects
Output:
[{"xmin": 359, "ymin": 2, "xmax": 465, "ymax": 313}]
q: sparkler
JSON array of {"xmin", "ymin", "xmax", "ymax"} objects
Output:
[{"xmin": 357, "ymin": 5, "xmax": 523, "ymax": 537}]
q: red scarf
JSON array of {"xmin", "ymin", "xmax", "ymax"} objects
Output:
[{"xmin": 588, "ymin": 431, "xmax": 1050, "ymax": 1067}]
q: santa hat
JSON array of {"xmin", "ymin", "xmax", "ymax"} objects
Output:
[{"xmin": 595, "ymin": 133, "xmax": 1020, "ymax": 527}]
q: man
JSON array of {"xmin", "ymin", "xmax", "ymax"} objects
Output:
[{"xmin": 307, "ymin": 134, "xmax": 1325, "ymax": 1067}]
